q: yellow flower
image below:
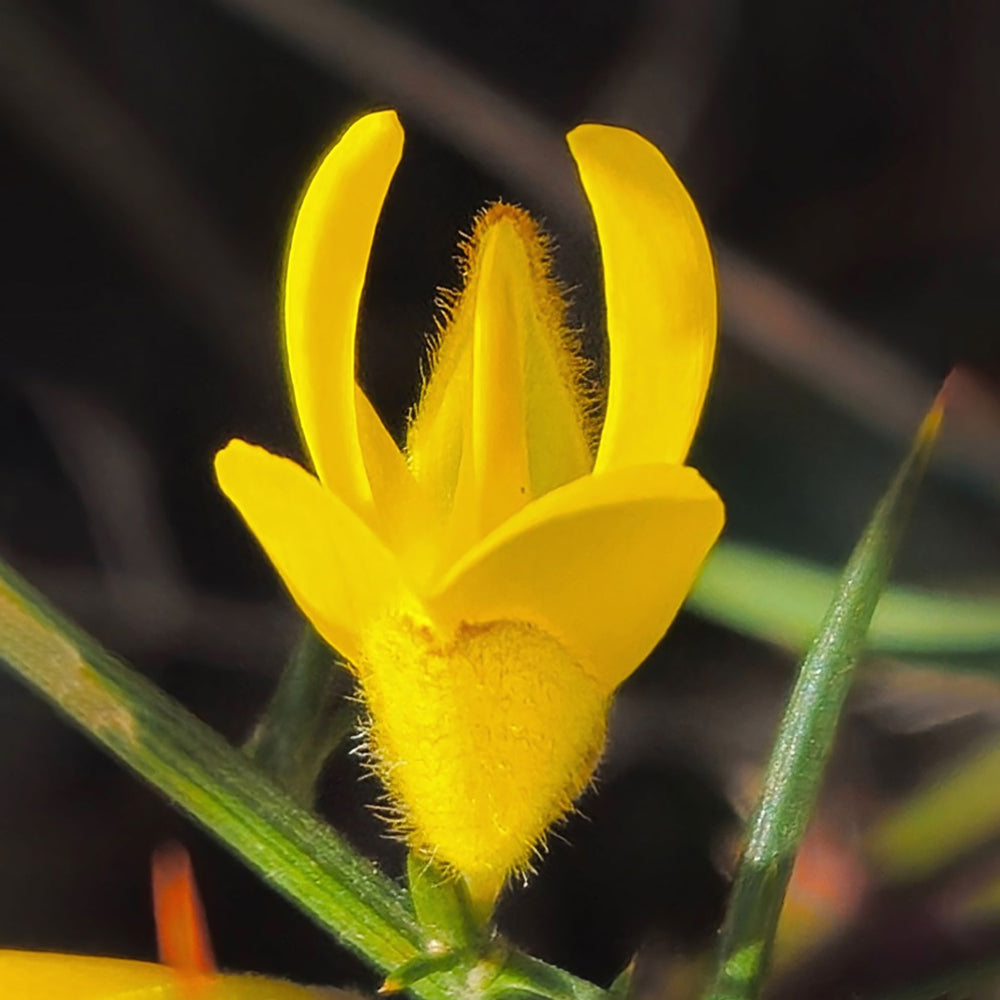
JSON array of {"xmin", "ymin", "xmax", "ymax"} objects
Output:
[{"xmin": 215, "ymin": 110, "xmax": 724, "ymax": 907}]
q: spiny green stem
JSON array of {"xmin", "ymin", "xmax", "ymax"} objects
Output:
[
  {"xmin": 0, "ymin": 557, "xmax": 605, "ymax": 1000},
  {"xmin": 705, "ymin": 397, "xmax": 943, "ymax": 1000},
  {"xmin": 0, "ymin": 559, "xmax": 427, "ymax": 983}
]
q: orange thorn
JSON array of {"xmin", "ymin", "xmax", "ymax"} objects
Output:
[
  {"xmin": 918, "ymin": 372, "xmax": 951, "ymax": 445},
  {"xmin": 152, "ymin": 842, "xmax": 216, "ymax": 981}
]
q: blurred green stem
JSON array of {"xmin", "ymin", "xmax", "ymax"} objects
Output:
[
  {"xmin": 691, "ymin": 541, "xmax": 1000, "ymax": 657},
  {"xmin": 705, "ymin": 398, "xmax": 943, "ymax": 1000},
  {"xmin": 245, "ymin": 626, "xmax": 357, "ymax": 807}
]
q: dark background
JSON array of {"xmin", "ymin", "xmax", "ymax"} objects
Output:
[{"xmin": 1, "ymin": 1, "xmax": 999, "ymax": 996}]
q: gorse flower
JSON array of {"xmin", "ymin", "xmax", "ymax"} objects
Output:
[{"xmin": 215, "ymin": 110, "xmax": 724, "ymax": 907}]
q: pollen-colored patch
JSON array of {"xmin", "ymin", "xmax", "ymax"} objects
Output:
[{"xmin": 357, "ymin": 615, "xmax": 608, "ymax": 906}]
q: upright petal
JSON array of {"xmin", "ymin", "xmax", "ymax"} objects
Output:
[
  {"xmin": 408, "ymin": 205, "xmax": 593, "ymax": 561},
  {"xmin": 445, "ymin": 212, "xmax": 534, "ymax": 549},
  {"xmin": 284, "ymin": 110, "xmax": 403, "ymax": 517},
  {"xmin": 568, "ymin": 124, "xmax": 716, "ymax": 470},
  {"xmin": 428, "ymin": 463, "xmax": 724, "ymax": 691},
  {"xmin": 215, "ymin": 440, "xmax": 415, "ymax": 666}
]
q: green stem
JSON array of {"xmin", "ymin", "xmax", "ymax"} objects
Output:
[
  {"xmin": 0, "ymin": 559, "xmax": 435, "ymax": 987},
  {"xmin": 407, "ymin": 853, "xmax": 486, "ymax": 953},
  {"xmin": 0, "ymin": 557, "xmax": 605, "ymax": 1000},
  {"xmin": 705, "ymin": 399, "xmax": 943, "ymax": 1000},
  {"xmin": 245, "ymin": 625, "xmax": 357, "ymax": 807}
]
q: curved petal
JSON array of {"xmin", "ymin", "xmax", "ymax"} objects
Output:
[
  {"xmin": 215, "ymin": 440, "xmax": 415, "ymax": 666},
  {"xmin": 567, "ymin": 124, "xmax": 716, "ymax": 470},
  {"xmin": 284, "ymin": 110, "xmax": 403, "ymax": 517},
  {"xmin": 428, "ymin": 464, "xmax": 724, "ymax": 690}
]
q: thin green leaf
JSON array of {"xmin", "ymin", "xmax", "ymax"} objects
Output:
[
  {"xmin": 606, "ymin": 961, "xmax": 634, "ymax": 1000},
  {"xmin": 690, "ymin": 542, "xmax": 1000, "ymax": 656},
  {"xmin": 705, "ymin": 396, "xmax": 944, "ymax": 1000},
  {"xmin": 245, "ymin": 625, "xmax": 357, "ymax": 807},
  {"xmin": 379, "ymin": 950, "xmax": 465, "ymax": 995},
  {"xmin": 0, "ymin": 558, "xmax": 430, "ymax": 985}
]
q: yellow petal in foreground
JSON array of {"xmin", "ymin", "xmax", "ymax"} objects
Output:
[
  {"xmin": 214, "ymin": 440, "xmax": 417, "ymax": 665},
  {"xmin": 430, "ymin": 463, "xmax": 724, "ymax": 690},
  {"xmin": 216, "ymin": 111, "xmax": 724, "ymax": 908},
  {"xmin": 0, "ymin": 846, "xmax": 340, "ymax": 999},
  {"xmin": 0, "ymin": 951, "xmax": 338, "ymax": 999}
]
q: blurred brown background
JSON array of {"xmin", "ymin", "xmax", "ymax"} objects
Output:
[{"xmin": 0, "ymin": 1, "xmax": 998, "ymax": 996}]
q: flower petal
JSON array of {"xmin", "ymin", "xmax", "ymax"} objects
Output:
[
  {"xmin": 284, "ymin": 110, "xmax": 403, "ymax": 517},
  {"xmin": 355, "ymin": 385, "xmax": 439, "ymax": 578},
  {"xmin": 214, "ymin": 439, "xmax": 414, "ymax": 666},
  {"xmin": 567, "ymin": 124, "xmax": 716, "ymax": 469},
  {"xmin": 444, "ymin": 212, "xmax": 535, "ymax": 552},
  {"xmin": 0, "ymin": 951, "xmax": 177, "ymax": 999},
  {"xmin": 0, "ymin": 950, "xmax": 337, "ymax": 999},
  {"xmin": 408, "ymin": 205, "xmax": 593, "ymax": 565},
  {"xmin": 428, "ymin": 465, "xmax": 724, "ymax": 690}
]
